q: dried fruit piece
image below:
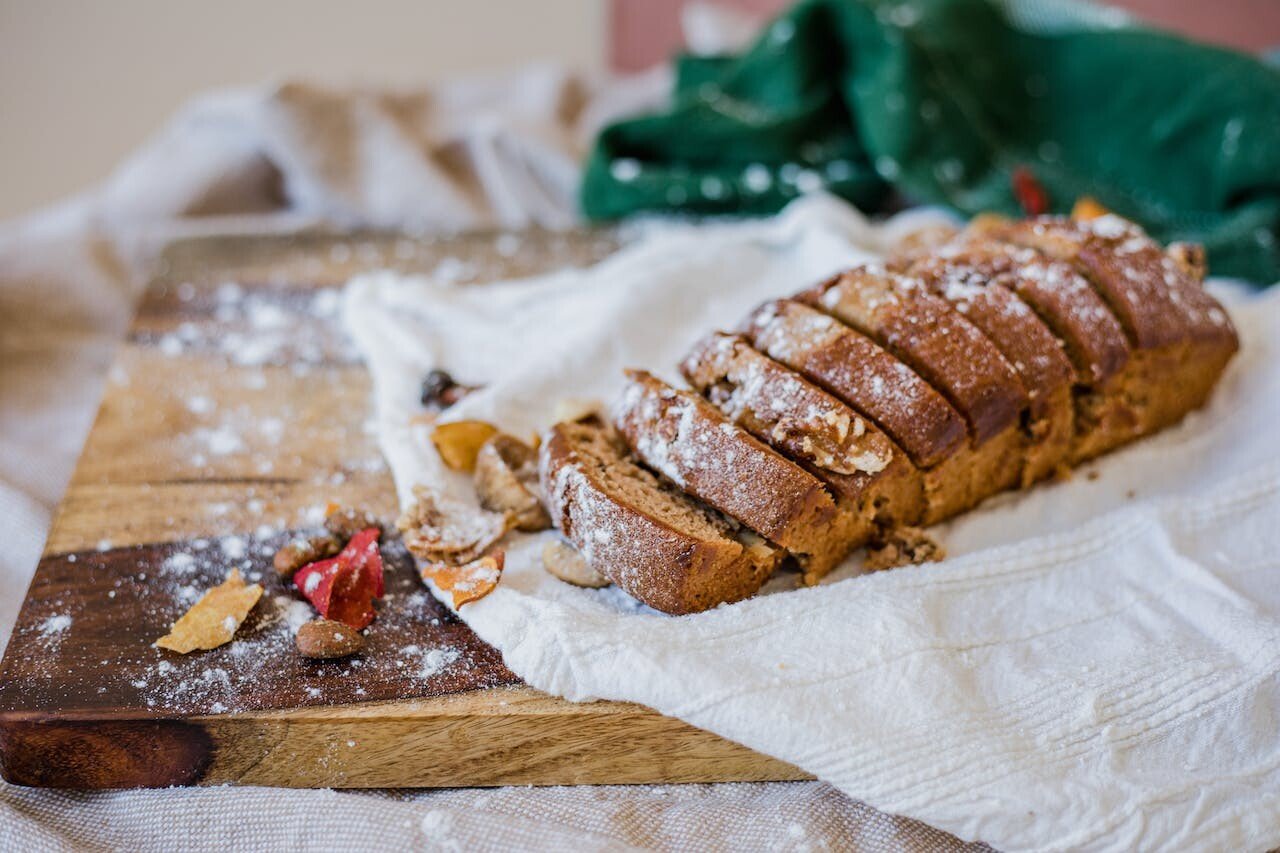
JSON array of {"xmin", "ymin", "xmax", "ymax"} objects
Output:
[
  {"xmin": 296, "ymin": 618, "xmax": 364, "ymax": 659},
  {"xmin": 431, "ymin": 420, "xmax": 499, "ymax": 472},
  {"xmin": 273, "ymin": 533, "xmax": 342, "ymax": 578},
  {"xmin": 864, "ymin": 527, "xmax": 946, "ymax": 572},
  {"xmin": 1012, "ymin": 166, "xmax": 1049, "ymax": 216},
  {"xmin": 474, "ymin": 434, "xmax": 551, "ymax": 531},
  {"xmin": 397, "ymin": 485, "xmax": 512, "ymax": 565},
  {"xmin": 541, "ymin": 539, "xmax": 609, "ymax": 588},
  {"xmin": 422, "ymin": 550, "xmax": 504, "ymax": 608},
  {"xmin": 324, "ymin": 506, "xmax": 384, "ymax": 541},
  {"xmin": 1071, "ymin": 196, "xmax": 1109, "ymax": 221},
  {"xmin": 294, "ymin": 528, "xmax": 385, "ymax": 630},
  {"xmin": 156, "ymin": 569, "xmax": 263, "ymax": 653},
  {"xmin": 420, "ymin": 369, "xmax": 477, "ymax": 410}
]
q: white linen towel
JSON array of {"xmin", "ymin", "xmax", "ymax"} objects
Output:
[{"xmin": 345, "ymin": 194, "xmax": 1280, "ymax": 852}]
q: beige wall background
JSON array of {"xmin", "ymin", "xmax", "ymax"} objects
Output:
[{"xmin": 0, "ymin": 1, "xmax": 605, "ymax": 220}]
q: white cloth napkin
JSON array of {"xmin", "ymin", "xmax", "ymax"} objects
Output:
[{"xmin": 345, "ymin": 194, "xmax": 1280, "ymax": 853}]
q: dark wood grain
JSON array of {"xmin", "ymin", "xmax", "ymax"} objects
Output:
[
  {"xmin": 0, "ymin": 538, "xmax": 518, "ymax": 719},
  {"xmin": 0, "ymin": 719, "xmax": 213, "ymax": 788}
]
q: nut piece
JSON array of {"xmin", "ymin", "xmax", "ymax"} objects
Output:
[
  {"xmin": 474, "ymin": 434, "xmax": 551, "ymax": 531},
  {"xmin": 296, "ymin": 618, "xmax": 364, "ymax": 659},
  {"xmin": 1167, "ymin": 242, "xmax": 1207, "ymax": 282},
  {"xmin": 273, "ymin": 533, "xmax": 342, "ymax": 578},
  {"xmin": 431, "ymin": 420, "xmax": 499, "ymax": 472},
  {"xmin": 864, "ymin": 526, "xmax": 946, "ymax": 572},
  {"xmin": 324, "ymin": 507, "xmax": 384, "ymax": 541},
  {"xmin": 541, "ymin": 539, "xmax": 609, "ymax": 588}
]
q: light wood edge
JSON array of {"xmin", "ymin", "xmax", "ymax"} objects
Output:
[{"xmin": 193, "ymin": 687, "xmax": 811, "ymax": 788}]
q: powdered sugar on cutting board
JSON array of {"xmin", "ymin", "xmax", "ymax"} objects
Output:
[{"xmin": 13, "ymin": 530, "xmax": 484, "ymax": 715}]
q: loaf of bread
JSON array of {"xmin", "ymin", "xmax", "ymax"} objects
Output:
[{"xmin": 538, "ymin": 213, "xmax": 1238, "ymax": 614}]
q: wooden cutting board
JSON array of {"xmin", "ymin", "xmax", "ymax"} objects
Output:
[{"xmin": 0, "ymin": 228, "xmax": 809, "ymax": 789}]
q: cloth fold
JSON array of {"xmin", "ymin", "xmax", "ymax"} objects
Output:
[
  {"xmin": 346, "ymin": 195, "xmax": 1280, "ymax": 852},
  {"xmin": 581, "ymin": 0, "xmax": 1280, "ymax": 282}
]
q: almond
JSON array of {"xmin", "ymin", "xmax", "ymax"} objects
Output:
[
  {"xmin": 295, "ymin": 618, "xmax": 364, "ymax": 659},
  {"xmin": 541, "ymin": 538, "xmax": 609, "ymax": 588},
  {"xmin": 1167, "ymin": 242, "xmax": 1207, "ymax": 282}
]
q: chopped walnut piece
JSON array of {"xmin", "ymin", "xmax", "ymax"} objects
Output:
[
  {"xmin": 273, "ymin": 533, "xmax": 342, "ymax": 578},
  {"xmin": 474, "ymin": 434, "xmax": 551, "ymax": 531},
  {"xmin": 324, "ymin": 506, "xmax": 384, "ymax": 541},
  {"xmin": 864, "ymin": 527, "xmax": 946, "ymax": 572},
  {"xmin": 1167, "ymin": 242, "xmax": 1207, "ymax": 282},
  {"xmin": 397, "ymin": 485, "xmax": 512, "ymax": 565}
]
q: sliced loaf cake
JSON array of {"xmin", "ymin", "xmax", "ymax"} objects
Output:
[
  {"xmin": 969, "ymin": 215, "xmax": 1238, "ymax": 460},
  {"xmin": 539, "ymin": 418, "xmax": 780, "ymax": 614},
  {"xmin": 612, "ymin": 369, "xmax": 868, "ymax": 580},
  {"xmin": 903, "ymin": 252, "xmax": 1077, "ymax": 484},
  {"xmin": 680, "ymin": 332, "xmax": 923, "ymax": 582}
]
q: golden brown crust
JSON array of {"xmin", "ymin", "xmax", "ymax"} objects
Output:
[
  {"xmin": 945, "ymin": 227, "xmax": 1131, "ymax": 386},
  {"xmin": 679, "ymin": 332, "xmax": 924, "ymax": 582},
  {"xmin": 797, "ymin": 266, "xmax": 1030, "ymax": 447},
  {"xmin": 740, "ymin": 300, "xmax": 966, "ymax": 468},
  {"xmin": 905, "ymin": 255, "xmax": 1074, "ymax": 419},
  {"xmin": 679, "ymin": 332, "xmax": 895, "ymax": 477},
  {"xmin": 538, "ymin": 213, "xmax": 1237, "ymax": 614},
  {"xmin": 905, "ymin": 253, "xmax": 1077, "ymax": 484},
  {"xmin": 985, "ymin": 215, "xmax": 1237, "ymax": 352},
  {"xmin": 538, "ymin": 420, "xmax": 779, "ymax": 615},
  {"xmin": 612, "ymin": 369, "xmax": 838, "ymax": 559}
]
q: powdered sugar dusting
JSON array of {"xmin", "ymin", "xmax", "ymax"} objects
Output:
[
  {"xmin": 40, "ymin": 614, "xmax": 72, "ymax": 636},
  {"xmin": 745, "ymin": 299, "xmax": 964, "ymax": 466}
]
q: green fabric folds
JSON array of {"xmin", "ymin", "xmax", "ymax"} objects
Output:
[{"xmin": 582, "ymin": 0, "xmax": 1280, "ymax": 282}]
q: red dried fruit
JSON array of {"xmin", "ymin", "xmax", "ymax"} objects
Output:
[
  {"xmin": 1012, "ymin": 166, "xmax": 1049, "ymax": 216},
  {"xmin": 294, "ymin": 527, "xmax": 384, "ymax": 630}
]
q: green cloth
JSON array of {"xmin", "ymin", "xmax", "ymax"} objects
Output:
[{"xmin": 581, "ymin": 0, "xmax": 1280, "ymax": 282}]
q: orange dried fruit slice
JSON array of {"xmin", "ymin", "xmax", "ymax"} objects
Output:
[
  {"xmin": 421, "ymin": 550, "xmax": 504, "ymax": 608},
  {"xmin": 1071, "ymin": 196, "xmax": 1110, "ymax": 221},
  {"xmin": 430, "ymin": 420, "xmax": 499, "ymax": 472}
]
